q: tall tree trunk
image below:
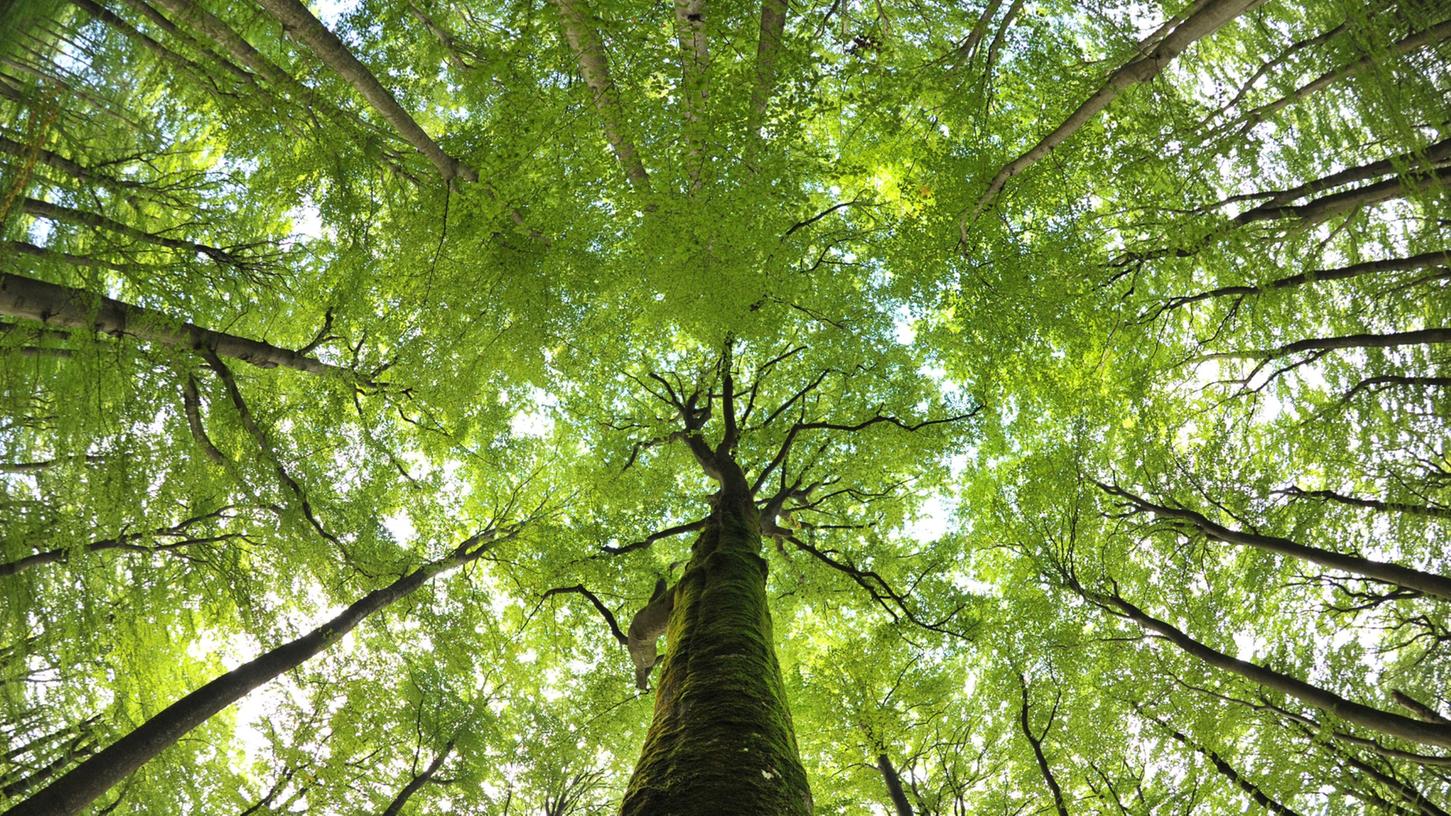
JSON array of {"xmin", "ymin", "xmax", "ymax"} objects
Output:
[
  {"xmin": 18, "ymin": 197, "xmax": 253, "ymax": 267},
  {"xmin": 379, "ymin": 741, "xmax": 453, "ymax": 816},
  {"xmin": 0, "ymin": 531, "xmax": 504, "ymax": 816},
  {"xmin": 619, "ymin": 469, "xmax": 811, "ymax": 815},
  {"xmin": 549, "ymin": 0, "xmax": 652, "ymax": 192},
  {"xmin": 1098, "ymin": 483, "xmax": 1451, "ymax": 600},
  {"xmin": 0, "ymin": 514, "xmax": 237, "ymax": 578},
  {"xmin": 1019, "ymin": 682, "xmax": 1070, "ymax": 816},
  {"xmin": 877, "ymin": 753, "xmax": 914, "ymax": 816},
  {"xmin": 1159, "ymin": 251, "xmax": 1450, "ymax": 313},
  {"xmin": 960, "ymin": 0, "xmax": 1264, "ymax": 233},
  {"xmin": 746, "ymin": 0, "xmax": 787, "ymax": 136},
  {"xmin": 253, "ymin": 0, "xmax": 475, "ymax": 183},
  {"xmin": 0, "ymin": 272, "xmax": 350, "ymax": 377},
  {"xmin": 1137, "ymin": 706, "xmax": 1305, "ymax": 816},
  {"xmin": 1101, "ymin": 592, "xmax": 1451, "ymax": 749}
]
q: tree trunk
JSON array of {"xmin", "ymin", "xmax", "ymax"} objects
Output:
[
  {"xmin": 550, "ymin": 0, "xmax": 652, "ymax": 192},
  {"xmin": 0, "ymin": 272, "xmax": 350, "ymax": 377},
  {"xmin": 0, "ymin": 532, "xmax": 501, "ymax": 816},
  {"xmin": 961, "ymin": 0, "xmax": 1264, "ymax": 230},
  {"xmin": 1105, "ymin": 593, "xmax": 1451, "ymax": 749},
  {"xmin": 379, "ymin": 741, "xmax": 453, "ymax": 816},
  {"xmin": 746, "ymin": 0, "xmax": 787, "ymax": 136},
  {"xmin": 1098, "ymin": 483, "xmax": 1451, "ymax": 600},
  {"xmin": 1235, "ymin": 165, "xmax": 1451, "ymax": 224},
  {"xmin": 619, "ymin": 472, "xmax": 811, "ymax": 815},
  {"xmin": 1161, "ymin": 251, "xmax": 1450, "ymax": 312},
  {"xmin": 253, "ymin": 0, "xmax": 475, "ymax": 183},
  {"xmin": 877, "ymin": 753, "xmax": 914, "ymax": 816},
  {"xmin": 19, "ymin": 197, "xmax": 251, "ymax": 267},
  {"xmin": 1138, "ymin": 707, "xmax": 1305, "ymax": 816},
  {"xmin": 1019, "ymin": 683, "xmax": 1069, "ymax": 816}
]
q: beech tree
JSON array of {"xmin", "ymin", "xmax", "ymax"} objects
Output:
[{"xmin": 1, "ymin": 0, "xmax": 1448, "ymax": 813}]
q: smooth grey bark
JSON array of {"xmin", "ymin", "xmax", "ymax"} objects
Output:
[
  {"xmin": 1, "ymin": 530, "xmax": 506, "ymax": 816},
  {"xmin": 746, "ymin": 0, "xmax": 788, "ymax": 134},
  {"xmin": 1098, "ymin": 483, "xmax": 1451, "ymax": 600},
  {"xmin": 673, "ymin": 0, "xmax": 708, "ymax": 189},
  {"xmin": 1102, "ymin": 592, "xmax": 1451, "ymax": 749},
  {"xmin": 960, "ymin": 0, "xmax": 1264, "ymax": 234},
  {"xmin": 1285, "ymin": 486, "xmax": 1451, "ymax": 521},
  {"xmin": 1235, "ymin": 165, "xmax": 1451, "ymax": 224},
  {"xmin": 1232, "ymin": 18, "xmax": 1451, "ymax": 132},
  {"xmin": 1232, "ymin": 138, "xmax": 1451, "ymax": 214},
  {"xmin": 253, "ymin": 0, "xmax": 475, "ymax": 183},
  {"xmin": 549, "ymin": 0, "xmax": 652, "ymax": 191},
  {"xmin": 0, "ymin": 272, "xmax": 350, "ymax": 377},
  {"xmin": 0, "ymin": 136, "xmax": 150, "ymax": 197}
]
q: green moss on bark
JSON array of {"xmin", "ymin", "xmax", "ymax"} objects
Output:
[{"xmin": 620, "ymin": 489, "xmax": 813, "ymax": 815}]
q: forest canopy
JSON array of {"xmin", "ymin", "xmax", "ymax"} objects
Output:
[{"xmin": 0, "ymin": 0, "xmax": 1448, "ymax": 813}]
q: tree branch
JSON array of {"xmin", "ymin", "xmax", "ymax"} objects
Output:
[
  {"xmin": 0, "ymin": 272, "xmax": 358, "ymax": 378},
  {"xmin": 542, "ymin": 584, "xmax": 628, "ymax": 644}
]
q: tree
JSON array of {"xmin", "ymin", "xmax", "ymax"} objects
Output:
[{"xmin": 1, "ymin": 0, "xmax": 1448, "ymax": 813}]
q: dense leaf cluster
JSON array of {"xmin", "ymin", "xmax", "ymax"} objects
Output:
[{"xmin": 0, "ymin": 0, "xmax": 1447, "ymax": 812}]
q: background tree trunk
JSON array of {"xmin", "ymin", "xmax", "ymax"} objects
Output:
[{"xmin": 878, "ymin": 753, "xmax": 914, "ymax": 816}]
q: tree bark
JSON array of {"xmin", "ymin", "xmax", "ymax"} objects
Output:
[
  {"xmin": 1232, "ymin": 18, "xmax": 1451, "ymax": 133},
  {"xmin": 948, "ymin": 0, "xmax": 1004, "ymax": 65},
  {"xmin": 0, "ymin": 136, "xmax": 149, "ymax": 196},
  {"xmin": 1233, "ymin": 137, "xmax": 1451, "ymax": 214},
  {"xmin": 672, "ymin": 0, "xmax": 708, "ymax": 189},
  {"xmin": 1138, "ymin": 707, "xmax": 1305, "ymax": 816},
  {"xmin": 1160, "ymin": 252, "xmax": 1450, "ymax": 312},
  {"xmin": 113, "ymin": 0, "xmax": 254, "ymax": 83},
  {"xmin": 549, "ymin": 0, "xmax": 652, "ymax": 192},
  {"xmin": 379, "ymin": 741, "xmax": 453, "ymax": 816},
  {"xmin": 19, "ymin": 197, "xmax": 252, "ymax": 267},
  {"xmin": 1019, "ymin": 683, "xmax": 1069, "ymax": 816},
  {"xmin": 1103, "ymin": 592, "xmax": 1451, "ymax": 749},
  {"xmin": 1235, "ymin": 165, "xmax": 1451, "ymax": 224},
  {"xmin": 0, "ymin": 531, "xmax": 503, "ymax": 816},
  {"xmin": 619, "ymin": 467, "xmax": 811, "ymax": 815},
  {"xmin": 69, "ymin": 0, "xmax": 235, "ymax": 95},
  {"xmin": 0, "ymin": 272, "xmax": 351, "ymax": 377},
  {"xmin": 1285, "ymin": 487, "xmax": 1451, "ymax": 521},
  {"xmin": 960, "ymin": 0, "xmax": 1263, "ymax": 234},
  {"xmin": 1341, "ymin": 376, "xmax": 1451, "ymax": 403},
  {"xmin": 0, "ymin": 523, "xmax": 236, "ymax": 577},
  {"xmin": 253, "ymin": 0, "xmax": 475, "ymax": 183},
  {"xmin": 877, "ymin": 753, "xmax": 914, "ymax": 816},
  {"xmin": 746, "ymin": 0, "xmax": 787, "ymax": 135},
  {"xmin": 1098, "ymin": 484, "xmax": 1451, "ymax": 600},
  {"xmin": 141, "ymin": 0, "xmax": 406, "ymax": 162}
]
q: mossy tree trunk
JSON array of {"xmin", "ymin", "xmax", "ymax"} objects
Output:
[{"xmin": 620, "ymin": 463, "xmax": 812, "ymax": 814}]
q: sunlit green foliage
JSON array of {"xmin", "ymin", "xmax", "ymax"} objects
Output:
[{"xmin": 1, "ymin": 0, "xmax": 1447, "ymax": 812}]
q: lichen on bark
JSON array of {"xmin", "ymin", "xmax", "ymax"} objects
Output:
[{"xmin": 620, "ymin": 484, "xmax": 813, "ymax": 815}]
